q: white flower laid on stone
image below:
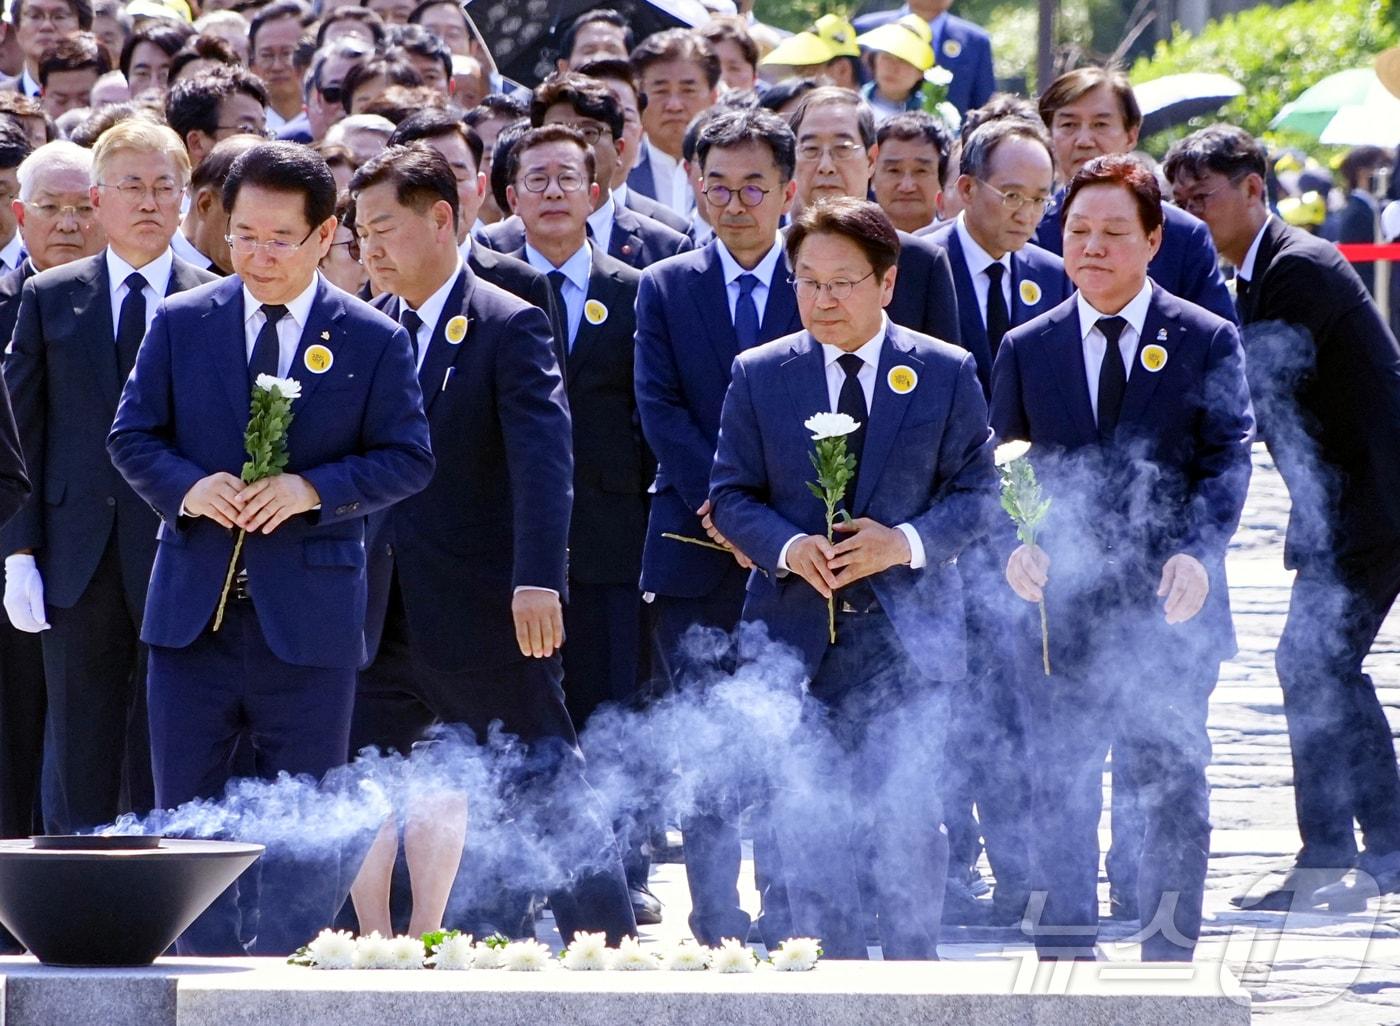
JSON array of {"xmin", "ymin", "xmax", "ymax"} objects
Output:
[
  {"xmin": 472, "ymin": 939, "xmax": 504, "ymax": 969},
  {"xmin": 661, "ymin": 941, "xmax": 711, "ymax": 971},
  {"xmin": 501, "ymin": 939, "xmax": 552, "ymax": 971},
  {"xmin": 559, "ymin": 931, "xmax": 609, "ymax": 971},
  {"xmin": 304, "ymin": 928, "xmax": 356, "ymax": 970},
  {"xmin": 426, "ymin": 933, "xmax": 475, "ymax": 970},
  {"xmin": 253, "ymin": 373, "xmax": 302, "ymax": 400},
  {"xmin": 351, "ymin": 931, "xmax": 394, "ymax": 970},
  {"xmin": 709, "ymin": 937, "xmax": 758, "ymax": 973},
  {"xmin": 388, "ymin": 935, "xmax": 427, "ymax": 969},
  {"xmin": 769, "ymin": 937, "xmax": 822, "ymax": 971},
  {"xmin": 993, "ymin": 439, "xmax": 1032, "ymax": 467},
  {"xmin": 609, "ymin": 936, "xmax": 661, "ymax": 971},
  {"xmin": 804, "ymin": 411, "xmax": 861, "ymax": 440}
]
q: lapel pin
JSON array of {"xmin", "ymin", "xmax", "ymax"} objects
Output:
[
  {"xmin": 584, "ymin": 299, "xmax": 608, "ymax": 325},
  {"xmin": 320, "ymin": 330, "xmax": 329, "ymax": 341},
  {"xmin": 1156, "ymin": 327, "xmax": 1168, "ymax": 342},
  {"xmin": 1140, "ymin": 344, "xmax": 1168, "ymax": 373},
  {"xmin": 887, "ymin": 365, "xmax": 918, "ymax": 394},
  {"xmin": 304, "ymin": 344, "xmax": 333, "ymax": 374},
  {"xmin": 1019, "ymin": 280, "xmax": 1042, "ymax": 305},
  {"xmin": 943, "ymin": 38, "xmax": 962, "ymax": 58},
  {"xmin": 445, "ymin": 315, "xmax": 468, "ymax": 344}
]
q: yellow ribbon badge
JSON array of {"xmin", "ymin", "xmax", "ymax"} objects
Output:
[
  {"xmin": 942, "ymin": 38, "xmax": 962, "ymax": 58},
  {"xmin": 1140, "ymin": 344, "xmax": 1168, "ymax": 373},
  {"xmin": 1019, "ymin": 280, "xmax": 1042, "ymax": 306},
  {"xmin": 444, "ymin": 315, "xmax": 468, "ymax": 344},
  {"xmin": 304, "ymin": 344, "xmax": 333, "ymax": 374},
  {"xmin": 887, "ymin": 364, "xmax": 918, "ymax": 394},
  {"xmin": 584, "ymin": 299, "xmax": 608, "ymax": 325}
]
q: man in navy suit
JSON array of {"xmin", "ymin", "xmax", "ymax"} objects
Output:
[
  {"xmin": 107, "ymin": 142, "xmax": 434, "ymax": 955},
  {"xmin": 480, "ymin": 74, "xmax": 691, "ymax": 271},
  {"xmin": 626, "ymin": 29, "xmax": 719, "ymax": 216},
  {"xmin": 635, "ymin": 106, "xmax": 800, "ymax": 948},
  {"xmin": 711, "ymin": 196, "xmax": 996, "ymax": 958},
  {"xmin": 348, "ymin": 142, "xmax": 637, "ymax": 946},
  {"xmin": 1032, "ymin": 66, "xmax": 1235, "ymax": 325},
  {"xmin": 2, "ymin": 121, "xmax": 215, "ymax": 835},
  {"xmin": 853, "ymin": 0, "xmax": 994, "ymax": 115},
  {"xmin": 788, "ymin": 87, "xmax": 969, "ymax": 359},
  {"xmin": 991, "ymin": 154, "xmax": 1253, "ymax": 960}
]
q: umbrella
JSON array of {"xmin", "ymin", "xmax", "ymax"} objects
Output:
[
  {"xmin": 1268, "ymin": 67, "xmax": 1400, "ymax": 141},
  {"xmin": 465, "ymin": 0, "xmax": 709, "ymax": 89},
  {"xmin": 1133, "ymin": 72, "xmax": 1243, "ymax": 137}
]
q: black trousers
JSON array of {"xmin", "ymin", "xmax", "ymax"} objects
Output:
[
  {"xmin": 1276, "ymin": 544, "xmax": 1400, "ymax": 868},
  {"xmin": 0, "ymin": 620, "xmax": 44, "ymax": 838},
  {"xmin": 40, "ymin": 539, "xmax": 151, "ymax": 833},
  {"xmin": 351, "ymin": 573, "xmax": 637, "ymax": 946}
]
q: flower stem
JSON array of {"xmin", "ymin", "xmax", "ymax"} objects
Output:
[
  {"xmin": 1039, "ymin": 598, "xmax": 1050, "ymax": 676},
  {"xmin": 212, "ymin": 528, "xmax": 246, "ymax": 632}
]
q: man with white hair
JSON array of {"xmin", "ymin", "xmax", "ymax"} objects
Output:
[{"xmin": 323, "ymin": 111, "xmax": 392, "ymax": 165}]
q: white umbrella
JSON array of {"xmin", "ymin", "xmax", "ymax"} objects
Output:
[
  {"xmin": 1133, "ymin": 72, "xmax": 1243, "ymax": 137},
  {"xmin": 1318, "ymin": 83, "xmax": 1400, "ymax": 146}
]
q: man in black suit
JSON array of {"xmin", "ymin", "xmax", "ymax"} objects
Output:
[
  {"xmin": 787, "ymin": 86, "xmax": 969, "ymax": 358},
  {"xmin": 1, "ymin": 120, "xmax": 216, "ymax": 834},
  {"xmin": 0, "ymin": 0, "xmax": 90, "ymax": 100},
  {"xmin": 479, "ymin": 73, "xmax": 691, "ymax": 271},
  {"xmin": 350, "ymin": 142, "xmax": 637, "ymax": 946},
  {"xmin": 1165, "ymin": 125, "xmax": 1400, "ymax": 913}
]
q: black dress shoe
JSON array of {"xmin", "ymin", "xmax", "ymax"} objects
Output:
[
  {"xmin": 1229, "ymin": 865, "xmax": 1346, "ymax": 912},
  {"xmin": 630, "ymin": 884, "xmax": 663, "ymax": 926},
  {"xmin": 1314, "ymin": 850, "xmax": 1400, "ymax": 913},
  {"xmin": 942, "ymin": 879, "xmax": 997, "ymax": 926}
]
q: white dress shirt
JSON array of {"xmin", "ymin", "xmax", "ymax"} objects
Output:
[
  {"xmin": 954, "ymin": 213, "xmax": 1012, "ymax": 329},
  {"xmin": 776, "ymin": 314, "xmax": 927, "ymax": 573},
  {"xmin": 643, "ymin": 137, "xmax": 694, "ymax": 214},
  {"xmin": 523, "ymin": 240, "xmax": 591, "ymax": 350},
  {"xmin": 1237, "ymin": 214, "xmax": 1272, "ymax": 283},
  {"xmin": 170, "ymin": 229, "xmax": 213, "ymax": 271},
  {"xmin": 107, "ymin": 246, "xmax": 174, "ymax": 340},
  {"xmin": 1076, "ymin": 280, "xmax": 1153, "ymax": 421},
  {"xmin": 0, "ymin": 230, "xmax": 25, "ymax": 274},
  {"xmin": 715, "ymin": 234, "xmax": 784, "ymax": 327},
  {"xmin": 241, "ymin": 272, "xmax": 319, "ymax": 378},
  {"xmin": 587, "ymin": 191, "xmax": 618, "ymax": 256},
  {"xmin": 397, "ymin": 257, "xmax": 463, "ymax": 372}
]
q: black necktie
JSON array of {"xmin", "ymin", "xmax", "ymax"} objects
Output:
[
  {"xmin": 249, "ymin": 304, "xmax": 288, "ymax": 383},
  {"xmin": 400, "ymin": 307, "xmax": 423, "ymax": 364},
  {"xmin": 1234, "ymin": 274, "xmax": 1251, "ymax": 319},
  {"xmin": 734, "ymin": 273, "xmax": 760, "ymax": 350},
  {"xmin": 547, "ymin": 270, "xmax": 570, "ymax": 350},
  {"xmin": 116, "ymin": 272, "xmax": 147, "ymax": 381},
  {"xmin": 1095, "ymin": 315, "xmax": 1128, "ymax": 441},
  {"xmin": 837, "ymin": 352, "xmax": 867, "ymax": 510},
  {"xmin": 983, "ymin": 262, "xmax": 1010, "ymax": 360}
]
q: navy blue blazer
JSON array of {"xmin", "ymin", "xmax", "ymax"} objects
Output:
[
  {"xmin": 626, "ymin": 159, "xmax": 659, "ymax": 206},
  {"xmin": 989, "ymin": 283, "xmax": 1254, "ymax": 671},
  {"xmin": 925, "ymin": 222, "xmax": 1071, "ymax": 395},
  {"xmin": 366, "ymin": 268, "xmax": 572, "ymax": 672},
  {"xmin": 2, "ymin": 252, "xmax": 216, "ymax": 611},
  {"xmin": 623, "ymin": 187, "xmax": 690, "ymax": 233},
  {"xmin": 635, "ymin": 241, "xmax": 802, "ymax": 598},
  {"xmin": 480, "ymin": 204, "xmax": 692, "ymax": 269},
  {"xmin": 852, "ymin": 9, "xmax": 994, "ymax": 114},
  {"xmin": 107, "ymin": 275, "xmax": 434, "ymax": 669},
  {"xmin": 710, "ymin": 323, "xmax": 996, "ymax": 679},
  {"xmin": 1034, "ymin": 193, "xmax": 1237, "ymax": 324}
]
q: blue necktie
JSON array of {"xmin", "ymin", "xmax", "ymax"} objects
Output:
[
  {"xmin": 548, "ymin": 270, "xmax": 571, "ymax": 351},
  {"xmin": 734, "ymin": 273, "xmax": 760, "ymax": 350}
]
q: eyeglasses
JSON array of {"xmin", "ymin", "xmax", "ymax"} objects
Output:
[
  {"xmin": 225, "ymin": 225, "xmax": 317, "ymax": 258},
  {"xmin": 19, "ymin": 5, "xmax": 76, "ymax": 24},
  {"xmin": 518, "ymin": 170, "xmax": 586, "ymax": 193},
  {"xmin": 316, "ymin": 83, "xmax": 342, "ymax": 106},
  {"xmin": 96, "ymin": 180, "xmax": 182, "ymax": 203},
  {"xmin": 215, "ymin": 124, "xmax": 271, "ymax": 138},
  {"xmin": 25, "ymin": 200, "xmax": 95, "ymax": 223},
  {"xmin": 254, "ymin": 47, "xmax": 296, "ymax": 66},
  {"xmin": 702, "ymin": 184, "xmax": 770, "ymax": 208},
  {"xmin": 1174, "ymin": 179, "xmax": 1239, "ymax": 214},
  {"xmin": 796, "ymin": 141, "xmax": 865, "ymax": 163},
  {"xmin": 555, "ymin": 121, "xmax": 611, "ymax": 145},
  {"xmin": 789, "ymin": 269, "xmax": 875, "ymax": 301},
  {"xmin": 975, "ymin": 179, "xmax": 1051, "ymax": 215},
  {"xmin": 325, "ymin": 238, "xmax": 360, "ymax": 261}
]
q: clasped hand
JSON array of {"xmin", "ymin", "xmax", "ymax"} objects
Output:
[
  {"xmin": 1005, "ymin": 545, "xmax": 1209, "ymax": 624},
  {"xmin": 787, "ymin": 519, "xmax": 912, "ymax": 599},
  {"xmin": 697, "ymin": 499, "xmax": 754, "ymax": 569},
  {"xmin": 183, "ymin": 472, "xmax": 321, "ymax": 534}
]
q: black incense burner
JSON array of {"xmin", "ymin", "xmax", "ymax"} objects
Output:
[{"xmin": 0, "ymin": 835, "xmax": 262, "ymax": 966}]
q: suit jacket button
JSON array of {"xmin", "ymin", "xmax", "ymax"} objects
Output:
[
  {"xmin": 385, "ymin": 543, "xmax": 393, "ymax": 556},
  {"xmin": 105, "ymin": 496, "xmax": 116, "ymax": 507}
]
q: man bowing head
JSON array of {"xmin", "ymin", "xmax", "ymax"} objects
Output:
[{"xmin": 107, "ymin": 142, "xmax": 434, "ymax": 957}]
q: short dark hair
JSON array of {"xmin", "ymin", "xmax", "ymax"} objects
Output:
[
  {"xmin": 758, "ymin": 76, "xmax": 819, "ymax": 115},
  {"xmin": 531, "ymin": 72, "xmax": 623, "ymax": 140},
  {"xmin": 389, "ymin": 107, "xmax": 483, "ymax": 169},
  {"xmin": 505, "ymin": 123, "xmax": 596, "ymax": 189},
  {"xmin": 0, "ymin": 121, "xmax": 32, "ymax": 173},
  {"xmin": 361, "ymin": 84, "xmax": 446, "ymax": 125},
  {"xmin": 12, "ymin": 0, "xmax": 92, "ymax": 33},
  {"xmin": 696, "ymin": 107, "xmax": 796, "ymax": 182},
  {"xmin": 464, "ymin": 93, "xmax": 529, "ymax": 127},
  {"xmin": 1038, "ymin": 66, "xmax": 1141, "ymax": 135},
  {"xmin": 876, "ymin": 111, "xmax": 951, "ymax": 184},
  {"xmin": 1063, "ymin": 152, "xmax": 1162, "ymax": 234},
  {"xmin": 38, "ymin": 32, "xmax": 110, "ymax": 87},
  {"xmin": 789, "ymin": 85, "xmax": 876, "ymax": 150},
  {"xmin": 960, "ymin": 92, "xmax": 1039, "ymax": 144},
  {"xmin": 191, "ymin": 132, "xmax": 262, "ymax": 192},
  {"xmin": 560, "ymin": 8, "xmax": 632, "ymax": 60},
  {"xmin": 222, "ymin": 141, "xmax": 337, "ymax": 230},
  {"xmin": 340, "ymin": 55, "xmax": 422, "ymax": 115},
  {"xmin": 630, "ymin": 28, "xmax": 720, "ymax": 90},
  {"xmin": 697, "ymin": 16, "xmax": 757, "ymax": 68},
  {"xmin": 1161, "ymin": 124, "xmax": 1268, "ymax": 189},
  {"xmin": 166, "ymin": 66, "xmax": 269, "ymax": 142},
  {"xmin": 119, "ymin": 21, "xmax": 193, "ymax": 81},
  {"xmin": 168, "ymin": 33, "xmax": 241, "ymax": 83},
  {"xmin": 488, "ymin": 117, "xmax": 530, "ymax": 212},
  {"xmin": 306, "ymin": 38, "xmax": 373, "ymax": 101},
  {"xmin": 248, "ymin": 0, "xmax": 310, "ymax": 56},
  {"xmin": 316, "ymin": 6, "xmax": 385, "ymax": 47},
  {"xmin": 386, "ymin": 22, "xmax": 451, "ymax": 80},
  {"xmin": 66, "ymin": 100, "xmax": 164, "ymax": 148},
  {"xmin": 786, "ymin": 196, "xmax": 901, "ymax": 278},
  {"xmin": 571, "ymin": 57, "xmax": 645, "ymax": 115},
  {"xmin": 350, "ymin": 141, "xmax": 458, "ymax": 228},
  {"xmin": 959, "ymin": 116, "xmax": 1051, "ymax": 182}
]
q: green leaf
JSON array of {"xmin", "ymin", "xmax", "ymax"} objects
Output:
[{"xmin": 287, "ymin": 945, "xmax": 314, "ymax": 967}]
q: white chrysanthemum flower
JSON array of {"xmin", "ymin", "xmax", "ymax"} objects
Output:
[
  {"xmin": 501, "ymin": 939, "xmax": 552, "ymax": 971},
  {"xmin": 254, "ymin": 373, "xmax": 302, "ymax": 399},
  {"xmin": 387, "ymin": 935, "xmax": 426, "ymax": 969},
  {"xmin": 560, "ymin": 931, "xmax": 608, "ymax": 971},
  {"xmin": 708, "ymin": 937, "xmax": 757, "ymax": 973},
  {"xmin": 306, "ymin": 928, "xmax": 356, "ymax": 969},
  {"xmin": 472, "ymin": 941, "xmax": 502, "ymax": 969},
  {"xmin": 427, "ymin": 933, "xmax": 475, "ymax": 970},
  {"xmin": 804, "ymin": 411, "xmax": 860, "ymax": 440},
  {"xmin": 352, "ymin": 931, "xmax": 393, "ymax": 969},
  {"xmin": 770, "ymin": 938, "xmax": 819, "ymax": 971},
  {"xmin": 609, "ymin": 936, "xmax": 659, "ymax": 971},
  {"xmin": 994, "ymin": 440, "xmax": 1032, "ymax": 466},
  {"xmin": 661, "ymin": 941, "xmax": 710, "ymax": 971}
]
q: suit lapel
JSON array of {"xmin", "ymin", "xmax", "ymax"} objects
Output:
[
  {"xmin": 166, "ymin": 257, "xmax": 205, "ymax": 297},
  {"xmin": 781, "ymin": 332, "xmax": 830, "ymax": 429},
  {"xmin": 852, "ymin": 329, "xmax": 919, "ymax": 515},
  {"xmin": 1239, "ymin": 220, "xmax": 1281, "ymax": 323},
  {"xmin": 608, "ymin": 207, "xmax": 644, "ymax": 266},
  {"xmin": 288, "ymin": 278, "xmax": 342, "ymax": 407},
  {"xmin": 944, "ymin": 230, "xmax": 986, "ymax": 350},
  {"xmin": 692, "ymin": 244, "xmax": 741, "ymax": 375},
  {"xmin": 567, "ymin": 254, "xmax": 613, "ymax": 384},
  {"xmin": 759, "ymin": 266, "xmax": 801, "ymax": 341},
  {"xmin": 205, "ymin": 278, "xmax": 253, "ymax": 428},
  {"xmin": 1044, "ymin": 303, "xmax": 1098, "ymax": 441},
  {"xmin": 415, "ymin": 269, "xmax": 470, "ymax": 416},
  {"xmin": 78, "ymin": 255, "xmax": 122, "ymax": 406},
  {"xmin": 1118, "ymin": 285, "xmax": 1173, "ymax": 428}
]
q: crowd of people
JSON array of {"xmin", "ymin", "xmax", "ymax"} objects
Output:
[{"xmin": 0, "ymin": 0, "xmax": 1395, "ymax": 968}]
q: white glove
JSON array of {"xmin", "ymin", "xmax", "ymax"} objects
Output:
[{"xmin": 4, "ymin": 554, "xmax": 50, "ymax": 632}]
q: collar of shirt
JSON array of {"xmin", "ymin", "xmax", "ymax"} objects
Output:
[
  {"xmin": 264, "ymin": 106, "xmax": 291, "ymax": 132},
  {"xmin": 0, "ymin": 230, "xmax": 25, "ymax": 272},
  {"xmin": 107, "ymin": 246, "xmax": 174, "ymax": 300},
  {"xmin": 170, "ymin": 229, "xmax": 211, "ymax": 269},
  {"xmin": 611, "ymin": 183, "xmax": 631, "ymax": 210},
  {"xmin": 1076, "ymin": 279, "xmax": 1153, "ymax": 343},
  {"xmin": 818, "ymin": 313, "xmax": 887, "ymax": 412},
  {"xmin": 954, "ymin": 212, "xmax": 1010, "ymax": 279},
  {"xmin": 523, "ymin": 239, "xmax": 591, "ymax": 291},
  {"xmin": 645, "ymin": 137, "xmax": 693, "ymax": 211},
  {"xmin": 715, "ymin": 233, "xmax": 783, "ymax": 289},
  {"xmin": 242, "ymin": 271, "xmax": 319, "ymax": 337},
  {"xmin": 587, "ymin": 191, "xmax": 617, "ymax": 255},
  {"xmin": 458, "ymin": 234, "xmax": 473, "ymax": 262},
  {"xmin": 1238, "ymin": 214, "xmax": 1272, "ymax": 282},
  {"xmin": 401, "ymin": 258, "xmax": 464, "ymax": 369},
  {"xmin": 18, "ymin": 68, "xmax": 39, "ymax": 98}
]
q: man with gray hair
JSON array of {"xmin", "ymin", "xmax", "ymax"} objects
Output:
[
  {"xmin": 301, "ymin": 38, "xmax": 371, "ymax": 143},
  {"xmin": 323, "ymin": 112, "xmax": 393, "ymax": 166}
]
